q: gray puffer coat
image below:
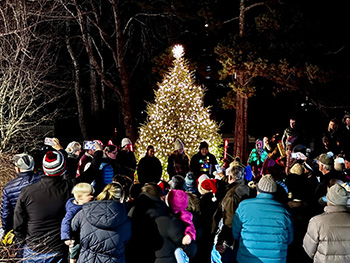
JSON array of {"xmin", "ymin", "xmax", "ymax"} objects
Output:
[
  {"xmin": 72, "ymin": 200, "xmax": 131, "ymax": 263},
  {"xmin": 303, "ymin": 205, "xmax": 350, "ymax": 263}
]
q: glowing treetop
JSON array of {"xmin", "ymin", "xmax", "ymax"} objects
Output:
[{"xmin": 135, "ymin": 44, "xmax": 223, "ymax": 179}]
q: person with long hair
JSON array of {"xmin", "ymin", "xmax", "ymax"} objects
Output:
[{"xmin": 71, "ymin": 182, "xmax": 131, "ymax": 263}]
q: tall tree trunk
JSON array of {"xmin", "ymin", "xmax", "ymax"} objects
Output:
[
  {"xmin": 233, "ymin": 0, "xmax": 249, "ymax": 163},
  {"xmin": 112, "ymin": 0, "xmax": 136, "ymax": 142},
  {"xmin": 233, "ymin": 92, "xmax": 248, "ymax": 163},
  {"xmin": 65, "ymin": 25, "xmax": 88, "ymax": 139},
  {"xmin": 71, "ymin": 0, "xmax": 135, "ymax": 142},
  {"xmin": 87, "ymin": 20, "xmax": 99, "ymax": 116}
]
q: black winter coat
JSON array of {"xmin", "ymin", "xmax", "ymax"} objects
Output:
[
  {"xmin": 115, "ymin": 150, "xmax": 136, "ymax": 180},
  {"xmin": 71, "ymin": 201, "xmax": 131, "ymax": 263},
  {"xmin": 13, "ymin": 150, "xmax": 102, "ymax": 254},
  {"xmin": 190, "ymin": 152, "xmax": 218, "ymax": 179},
  {"xmin": 127, "ymin": 192, "xmax": 197, "ymax": 263}
]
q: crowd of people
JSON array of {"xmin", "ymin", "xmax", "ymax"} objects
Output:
[{"xmin": 1, "ymin": 113, "xmax": 350, "ymax": 263}]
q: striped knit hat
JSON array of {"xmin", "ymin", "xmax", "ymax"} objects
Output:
[{"xmin": 42, "ymin": 151, "xmax": 66, "ymax": 176}]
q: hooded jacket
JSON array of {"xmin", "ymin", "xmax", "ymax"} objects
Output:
[
  {"xmin": 72, "ymin": 200, "xmax": 131, "ymax": 263},
  {"xmin": 167, "ymin": 189, "xmax": 196, "ymax": 241}
]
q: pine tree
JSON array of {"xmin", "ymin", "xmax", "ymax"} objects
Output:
[{"xmin": 135, "ymin": 45, "xmax": 223, "ymax": 179}]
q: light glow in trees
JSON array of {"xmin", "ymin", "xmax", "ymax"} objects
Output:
[{"xmin": 135, "ymin": 45, "xmax": 223, "ymax": 179}]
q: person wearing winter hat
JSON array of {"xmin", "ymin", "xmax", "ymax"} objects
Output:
[
  {"xmin": 190, "ymin": 141, "xmax": 218, "ymax": 178},
  {"xmin": 64, "ymin": 141, "xmax": 82, "ymax": 179},
  {"xmin": 303, "ymin": 183, "xmax": 350, "ymax": 262},
  {"xmin": 42, "ymin": 150, "xmax": 67, "ymax": 176},
  {"xmin": 167, "ymin": 138, "xmax": 190, "ymax": 179},
  {"xmin": 14, "ymin": 138, "xmax": 103, "ymax": 262},
  {"xmin": 196, "ymin": 174, "xmax": 220, "ymax": 263},
  {"xmin": 167, "ymin": 189, "xmax": 196, "ymax": 246},
  {"xmin": 314, "ymin": 152, "xmax": 347, "ymax": 207},
  {"xmin": 184, "ymin": 172, "xmax": 197, "ymax": 194},
  {"xmin": 126, "ymin": 183, "xmax": 197, "ymax": 263},
  {"xmin": 116, "ymin": 137, "xmax": 136, "ymax": 181},
  {"xmin": 333, "ymin": 156, "xmax": 350, "ymax": 183},
  {"xmin": 1, "ymin": 153, "xmax": 40, "ymax": 235},
  {"xmin": 76, "ymin": 140, "xmax": 99, "ymax": 178},
  {"xmin": 232, "ymin": 174, "xmax": 293, "ymax": 263},
  {"xmin": 157, "ymin": 180, "xmax": 170, "ymax": 197},
  {"xmin": 334, "ymin": 156, "xmax": 345, "ymax": 172}
]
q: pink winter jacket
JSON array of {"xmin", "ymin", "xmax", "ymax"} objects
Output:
[{"xmin": 167, "ymin": 189, "xmax": 196, "ymax": 241}]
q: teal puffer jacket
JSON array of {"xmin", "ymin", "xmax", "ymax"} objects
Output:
[{"xmin": 232, "ymin": 193, "xmax": 294, "ymax": 263}]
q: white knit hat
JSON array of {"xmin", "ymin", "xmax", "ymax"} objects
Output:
[
  {"xmin": 334, "ymin": 157, "xmax": 345, "ymax": 172},
  {"xmin": 65, "ymin": 141, "xmax": 81, "ymax": 155},
  {"xmin": 257, "ymin": 174, "xmax": 277, "ymax": 193},
  {"xmin": 121, "ymin": 138, "xmax": 132, "ymax": 148},
  {"xmin": 174, "ymin": 138, "xmax": 184, "ymax": 151}
]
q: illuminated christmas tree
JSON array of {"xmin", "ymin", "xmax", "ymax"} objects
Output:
[{"xmin": 135, "ymin": 45, "xmax": 223, "ymax": 179}]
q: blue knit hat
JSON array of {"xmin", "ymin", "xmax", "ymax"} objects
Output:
[{"xmin": 184, "ymin": 172, "xmax": 197, "ymax": 194}]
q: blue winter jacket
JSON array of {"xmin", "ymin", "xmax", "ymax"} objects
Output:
[
  {"xmin": 71, "ymin": 200, "xmax": 131, "ymax": 263},
  {"xmin": 1, "ymin": 171, "xmax": 41, "ymax": 233},
  {"xmin": 61, "ymin": 197, "xmax": 82, "ymax": 240},
  {"xmin": 232, "ymin": 193, "xmax": 294, "ymax": 263},
  {"xmin": 92, "ymin": 162, "xmax": 114, "ymax": 195}
]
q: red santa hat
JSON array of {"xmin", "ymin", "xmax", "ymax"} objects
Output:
[
  {"xmin": 197, "ymin": 174, "xmax": 209, "ymax": 188},
  {"xmin": 199, "ymin": 178, "xmax": 218, "ymax": 202}
]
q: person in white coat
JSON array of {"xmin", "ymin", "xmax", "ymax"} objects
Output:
[{"xmin": 303, "ymin": 183, "xmax": 350, "ymax": 263}]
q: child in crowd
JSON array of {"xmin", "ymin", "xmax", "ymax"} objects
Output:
[
  {"xmin": 61, "ymin": 183, "xmax": 94, "ymax": 263},
  {"xmin": 167, "ymin": 189, "xmax": 196, "ymax": 245}
]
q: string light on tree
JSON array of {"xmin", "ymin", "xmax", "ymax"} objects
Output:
[{"xmin": 135, "ymin": 44, "xmax": 223, "ymax": 179}]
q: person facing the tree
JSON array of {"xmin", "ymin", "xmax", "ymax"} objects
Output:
[
  {"xmin": 116, "ymin": 137, "xmax": 136, "ymax": 182},
  {"xmin": 190, "ymin": 141, "xmax": 218, "ymax": 179},
  {"xmin": 167, "ymin": 138, "xmax": 190, "ymax": 179},
  {"xmin": 137, "ymin": 145, "xmax": 162, "ymax": 185}
]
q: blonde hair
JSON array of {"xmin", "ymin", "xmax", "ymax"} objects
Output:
[
  {"xmin": 186, "ymin": 192, "xmax": 200, "ymax": 213},
  {"xmin": 72, "ymin": 183, "xmax": 94, "ymax": 201},
  {"xmin": 96, "ymin": 182, "xmax": 125, "ymax": 202}
]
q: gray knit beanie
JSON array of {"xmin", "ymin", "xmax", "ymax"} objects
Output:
[
  {"xmin": 326, "ymin": 184, "xmax": 348, "ymax": 206},
  {"xmin": 257, "ymin": 174, "xmax": 277, "ymax": 193},
  {"xmin": 12, "ymin": 153, "xmax": 34, "ymax": 172}
]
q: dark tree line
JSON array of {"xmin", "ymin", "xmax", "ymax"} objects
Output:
[{"xmin": 1, "ymin": 0, "xmax": 349, "ymax": 153}]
